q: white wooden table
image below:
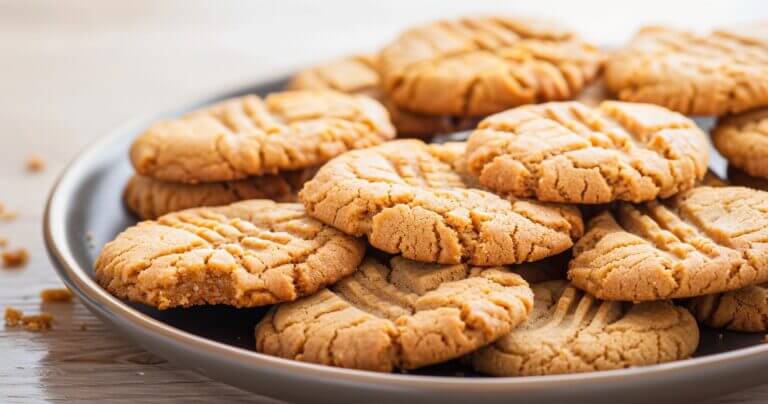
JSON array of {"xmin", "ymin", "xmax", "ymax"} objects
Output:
[{"xmin": 1, "ymin": 1, "xmax": 767, "ymax": 402}]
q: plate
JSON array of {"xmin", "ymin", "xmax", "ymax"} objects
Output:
[{"xmin": 44, "ymin": 77, "xmax": 768, "ymax": 403}]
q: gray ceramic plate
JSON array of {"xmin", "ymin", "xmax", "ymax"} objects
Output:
[{"xmin": 44, "ymin": 77, "xmax": 768, "ymax": 404}]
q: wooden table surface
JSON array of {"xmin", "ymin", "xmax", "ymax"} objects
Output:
[{"xmin": 2, "ymin": 1, "xmax": 767, "ymax": 402}]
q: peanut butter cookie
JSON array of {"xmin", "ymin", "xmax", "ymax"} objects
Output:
[
  {"xmin": 288, "ymin": 55, "xmax": 477, "ymax": 138},
  {"xmin": 569, "ymin": 186, "xmax": 768, "ymax": 301},
  {"xmin": 714, "ymin": 108, "xmax": 768, "ymax": 178},
  {"xmin": 466, "ymin": 101, "xmax": 709, "ymax": 203},
  {"xmin": 688, "ymin": 284, "xmax": 768, "ymax": 332},
  {"xmin": 378, "ymin": 16, "xmax": 604, "ymax": 117},
  {"xmin": 124, "ymin": 168, "xmax": 317, "ymax": 220},
  {"xmin": 255, "ymin": 256, "xmax": 533, "ymax": 372},
  {"xmin": 95, "ymin": 200, "xmax": 365, "ymax": 309},
  {"xmin": 299, "ymin": 140, "xmax": 584, "ymax": 265},
  {"xmin": 130, "ymin": 90, "xmax": 395, "ymax": 183},
  {"xmin": 469, "ymin": 280, "xmax": 699, "ymax": 376},
  {"xmin": 605, "ymin": 24, "xmax": 768, "ymax": 116}
]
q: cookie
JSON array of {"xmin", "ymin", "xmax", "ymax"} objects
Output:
[
  {"xmin": 95, "ymin": 200, "xmax": 365, "ymax": 309},
  {"xmin": 714, "ymin": 108, "xmax": 768, "ymax": 178},
  {"xmin": 569, "ymin": 186, "xmax": 768, "ymax": 301},
  {"xmin": 688, "ymin": 283, "xmax": 768, "ymax": 332},
  {"xmin": 288, "ymin": 55, "xmax": 477, "ymax": 138},
  {"xmin": 124, "ymin": 168, "xmax": 317, "ymax": 220},
  {"xmin": 130, "ymin": 90, "xmax": 395, "ymax": 183},
  {"xmin": 466, "ymin": 101, "xmax": 709, "ymax": 203},
  {"xmin": 469, "ymin": 280, "xmax": 699, "ymax": 376},
  {"xmin": 605, "ymin": 25, "xmax": 768, "ymax": 116},
  {"xmin": 299, "ymin": 140, "xmax": 584, "ymax": 265},
  {"xmin": 378, "ymin": 16, "xmax": 604, "ymax": 117},
  {"xmin": 255, "ymin": 256, "xmax": 533, "ymax": 372}
]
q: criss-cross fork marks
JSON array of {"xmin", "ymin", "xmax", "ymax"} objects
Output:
[
  {"xmin": 299, "ymin": 140, "xmax": 583, "ymax": 265},
  {"xmin": 569, "ymin": 186, "xmax": 768, "ymax": 301},
  {"xmin": 470, "ymin": 281, "xmax": 698, "ymax": 376},
  {"xmin": 95, "ymin": 201, "xmax": 364, "ymax": 309},
  {"xmin": 130, "ymin": 91, "xmax": 395, "ymax": 183},
  {"xmin": 288, "ymin": 55, "xmax": 382, "ymax": 97},
  {"xmin": 466, "ymin": 101, "xmax": 708, "ymax": 204},
  {"xmin": 255, "ymin": 257, "xmax": 533, "ymax": 372},
  {"xmin": 379, "ymin": 16, "xmax": 604, "ymax": 116},
  {"xmin": 606, "ymin": 26, "xmax": 768, "ymax": 116}
]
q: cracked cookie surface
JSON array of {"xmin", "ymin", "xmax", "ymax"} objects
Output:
[
  {"xmin": 467, "ymin": 101, "xmax": 709, "ymax": 204},
  {"xmin": 714, "ymin": 108, "xmax": 768, "ymax": 178},
  {"xmin": 466, "ymin": 101, "xmax": 709, "ymax": 204},
  {"xmin": 124, "ymin": 168, "xmax": 317, "ymax": 220},
  {"xmin": 605, "ymin": 25, "xmax": 768, "ymax": 116},
  {"xmin": 688, "ymin": 283, "xmax": 768, "ymax": 332},
  {"xmin": 299, "ymin": 140, "xmax": 584, "ymax": 265},
  {"xmin": 288, "ymin": 55, "xmax": 477, "ymax": 138},
  {"xmin": 130, "ymin": 90, "xmax": 395, "ymax": 183},
  {"xmin": 569, "ymin": 186, "xmax": 768, "ymax": 301},
  {"xmin": 469, "ymin": 280, "xmax": 698, "ymax": 376},
  {"xmin": 378, "ymin": 16, "xmax": 604, "ymax": 117},
  {"xmin": 95, "ymin": 200, "xmax": 365, "ymax": 309},
  {"xmin": 255, "ymin": 256, "xmax": 533, "ymax": 372}
]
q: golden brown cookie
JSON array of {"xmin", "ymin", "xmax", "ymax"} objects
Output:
[
  {"xmin": 299, "ymin": 140, "xmax": 584, "ymax": 265},
  {"xmin": 130, "ymin": 90, "xmax": 395, "ymax": 183},
  {"xmin": 378, "ymin": 16, "xmax": 604, "ymax": 117},
  {"xmin": 605, "ymin": 25, "xmax": 768, "ymax": 116},
  {"xmin": 466, "ymin": 101, "xmax": 709, "ymax": 203},
  {"xmin": 95, "ymin": 200, "xmax": 365, "ymax": 309},
  {"xmin": 569, "ymin": 186, "xmax": 768, "ymax": 301},
  {"xmin": 255, "ymin": 256, "xmax": 533, "ymax": 372},
  {"xmin": 469, "ymin": 280, "xmax": 699, "ymax": 376},
  {"xmin": 124, "ymin": 168, "xmax": 317, "ymax": 220},
  {"xmin": 288, "ymin": 55, "xmax": 477, "ymax": 138},
  {"xmin": 688, "ymin": 283, "xmax": 768, "ymax": 332},
  {"xmin": 714, "ymin": 108, "xmax": 768, "ymax": 178}
]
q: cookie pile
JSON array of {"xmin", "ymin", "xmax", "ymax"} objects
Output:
[{"xmin": 97, "ymin": 16, "xmax": 768, "ymax": 377}]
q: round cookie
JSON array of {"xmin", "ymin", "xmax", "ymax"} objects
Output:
[
  {"xmin": 714, "ymin": 108, "xmax": 768, "ymax": 178},
  {"xmin": 130, "ymin": 90, "xmax": 395, "ymax": 183},
  {"xmin": 569, "ymin": 186, "xmax": 768, "ymax": 301},
  {"xmin": 124, "ymin": 168, "xmax": 317, "ymax": 220},
  {"xmin": 378, "ymin": 16, "xmax": 604, "ymax": 117},
  {"xmin": 288, "ymin": 55, "xmax": 477, "ymax": 138},
  {"xmin": 95, "ymin": 200, "xmax": 365, "ymax": 309},
  {"xmin": 466, "ymin": 101, "xmax": 709, "ymax": 203},
  {"xmin": 469, "ymin": 280, "xmax": 699, "ymax": 376},
  {"xmin": 299, "ymin": 140, "xmax": 584, "ymax": 266},
  {"xmin": 255, "ymin": 256, "xmax": 534, "ymax": 372},
  {"xmin": 688, "ymin": 284, "xmax": 768, "ymax": 332},
  {"xmin": 605, "ymin": 25, "xmax": 768, "ymax": 116}
]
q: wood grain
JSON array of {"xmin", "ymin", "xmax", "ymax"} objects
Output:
[{"xmin": 1, "ymin": 1, "xmax": 767, "ymax": 402}]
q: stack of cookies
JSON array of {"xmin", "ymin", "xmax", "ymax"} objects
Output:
[{"xmin": 96, "ymin": 16, "xmax": 768, "ymax": 377}]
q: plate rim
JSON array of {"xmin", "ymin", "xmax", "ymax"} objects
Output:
[{"xmin": 42, "ymin": 76, "xmax": 768, "ymax": 396}]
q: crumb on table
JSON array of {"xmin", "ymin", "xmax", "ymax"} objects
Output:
[
  {"xmin": 4, "ymin": 307, "xmax": 54, "ymax": 332},
  {"xmin": 0, "ymin": 203, "xmax": 17, "ymax": 222},
  {"xmin": 2, "ymin": 248, "xmax": 29, "ymax": 268},
  {"xmin": 41, "ymin": 288, "xmax": 73, "ymax": 302},
  {"xmin": 25, "ymin": 154, "xmax": 46, "ymax": 172}
]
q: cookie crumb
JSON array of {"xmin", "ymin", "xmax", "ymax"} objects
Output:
[
  {"xmin": 4, "ymin": 307, "xmax": 53, "ymax": 332},
  {"xmin": 0, "ymin": 203, "xmax": 17, "ymax": 222},
  {"xmin": 2, "ymin": 248, "xmax": 29, "ymax": 268},
  {"xmin": 40, "ymin": 288, "xmax": 73, "ymax": 303},
  {"xmin": 4, "ymin": 307, "xmax": 23, "ymax": 327},
  {"xmin": 25, "ymin": 154, "xmax": 45, "ymax": 172}
]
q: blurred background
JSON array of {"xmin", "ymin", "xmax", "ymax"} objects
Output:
[{"xmin": 1, "ymin": 1, "xmax": 767, "ymax": 402}]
